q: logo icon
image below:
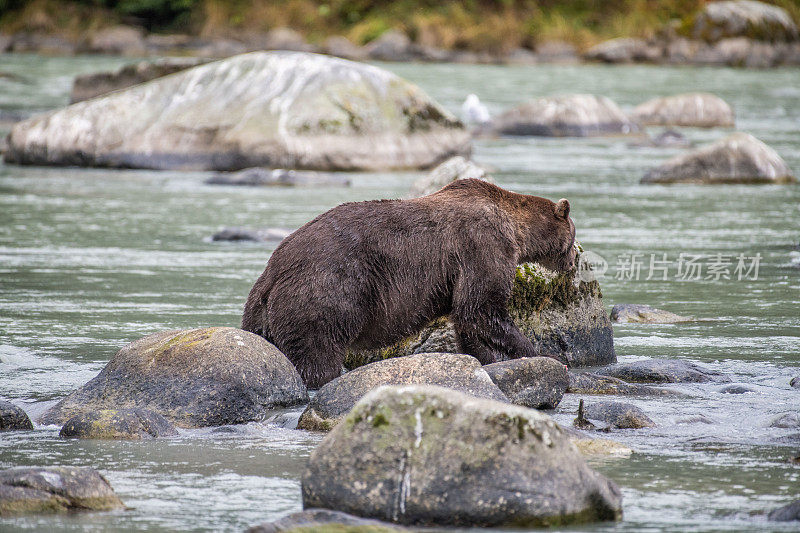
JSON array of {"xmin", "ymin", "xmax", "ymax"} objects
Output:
[{"xmin": 577, "ymin": 250, "xmax": 608, "ymax": 282}]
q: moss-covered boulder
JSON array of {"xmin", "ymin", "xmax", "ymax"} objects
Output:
[
  {"xmin": 40, "ymin": 327, "xmax": 308, "ymax": 428},
  {"xmin": 302, "ymin": 384, "xmax": 623, "ymax": 527},
  {"xmin": 689, "ymin": 1, "xmax": 798, "ymax": 43},
  {"xmin": 631, "ymin": 93, "xmax": 735, "ymax": 128},
  {"xmin": 483, "ymin": 357, "xmax": 568, "ymax": 409},
  {"xmin": 491, "ymin": 94, "xmax": 641, "ymax": 137},
  {"xmin": 0, "ymin": 400, "xmax": 33, "ymax": 431},
  {"xmin": 345, "ymin": 251, "xmax": 616, "ymax": 370},
  {"xmin": 60, "ymin": 408, "xmax": 178, "ymax": 440},
  {"xmin": 248, "ymin": 509, "xmax": 408, "ymax": 532},
  {"xmin": 0, "ymin": 467, "xmax": 124, "ymax": 516},
  {"xmin": 297, "ymin": 353, "xmax": 507, "ymax": 431},
  {"xmin": 642, "ymin": 132, "xmax": 795, "ymax": 184},
  {"xmin": 6, "ymin": 51, "xmax": 470, "ymax": 171}
]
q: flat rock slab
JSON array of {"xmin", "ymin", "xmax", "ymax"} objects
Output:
[
  {"xmin": 41, "ymin": 327, "xmax": 308, "ymax": 428},
  {"xmin": 768, "ymin": 500, "xmax": 800, "ymax": 522},
  {"xmin": 492, "ymin": 94, "xmax": 641, "ymax": 137},
  {"xmin": 610, "ymin": 304, "xmax": 692, "ymax": 324},
  {"xmin": 6, "ymin": 51, "xmax": 470, "ymax": 171},
  {"xmin": 582, "ymin": 401, "xmax": 655, "ymax": 429},
  {"xmin": 249, "ymin": 509, "xmax": 408, "ymax": 532},
  {"xmin": 641, "ymin": 132, "xmax": 795, "ymax": 184},
  {"xmin": 205, "ymin": 168, "xmax": 350, "ymax": 187},
  {"xmin": 0, "ymin": 400, "xmax": 33, "ymax": 431},
  {"xmin": 60, "ymin": 408, "xmax": 178, "ymax": 439},
  {"xmin": 568, "ymin": 372, "xmax": 685, "ymax": 397},
  {"xmin": 302, "ymin": 384, "xmax": 622, "ymax": 527},
  {"xmin": 297, "ymin": 353, "xmax": 507, "ymax": 431},
  {"xmin": 631, "ymin": 93, "xmax": 734, "ymax": 128},
  {"xmin": 211, "ymin": 227, "xmax": 292, "ymax": 243},
  {"xmin": 483, "ymin": 357, "xmax": 568, "ymax": 409},
  {"xmin": 596, "ymin": 358, "xmax": 731, "ymax": 384},
  {"xmin": 0, "ymin": 466, "xmax": 124, "ymax": 516}
]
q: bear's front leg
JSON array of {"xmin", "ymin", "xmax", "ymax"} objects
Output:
[{"xmin": 451, "ymin": 272, "xmax": 538, "ymax": 364}]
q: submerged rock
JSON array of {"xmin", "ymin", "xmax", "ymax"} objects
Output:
[
  {"xmin": 568, "ymin": 372, "xmax": 684, "ymax": 397},
  {"xmin": 610, "ymin": 304, "xmax": 693, "ymax": 324},
  {"xmin": 302, "ymin": 384, "xmax": 623, "ymax": 527},
  {"xmin": 249, "ymin": 509, "xmax": 407, "ymax": 532},
  {"xmin": 40, "ymin": 327, "xmax": 308, "ymax": 428},
  {"xmin": 631, "ymin": 93, "xmax": 734, "ymax": 128},
  {"xmin": 768, "ymin": 412, "xmax": 800, "ymax": 429},
  {"xmin": 628, "ymin": 129, "xmax": 692, "ymax": 148},
  {"xmin": 60, "ymin": 408, "xmax": 178, "ymax": 439},
  {"xmin": 690, "ymin": 1, "xmax": 799, "ymax": 43},
  {"xmin": 407, "ymin": 156, "xmax": 489, "ymax": 197},
  {"xmin": 483, "ymin": 357, "xmax": 568, "ymax": 409},
  {"xmin": 717, "ymin": 384, "xmax": 756, "ymax": 394},
  {"xmin": 211, "ymin": 227, "xmax": 292, "ymax": 243},
  {"xmin": 583, "ymin": 401, "xmax": 656, "ymax": 429},
  {"xmin": 0, "ymin": 400, "xmax": 33, "ymax": 431},
  {"xmin": 297, "ymin": 353, "xmax": 507, "ymax": 431},
  {"xmin": 768, "ymin": 500, "xmax": 800, "ymax": 522},
  {"xmin": 596, "ymin": 358, "xmax": 731, "ymax": 384},
  {"xmin": 344, "ymin": 252, "xmax": 616, "ymax": 370},
  {"xmin": 6, "ymin": 51, "xmax": 469, "ymax": 171},
  {"xmin": 641, "ymin": 132, "xmax": 795, "ymax": 184},
  {"xmin": 790, "ymin": 376, "xmax": 800, "ymax": 388},
  {"xmin": 70, "ymin": 57, "xmax": 210, "ymax": 103},
  {"xmin": 205, "ymin": 167, "xmax": 350, "ymax": 187},
  {"xmin": 0, "ymin": 466, "xmax": 124, "ymax": 516},
  {"xmin": 492, "ymin": 94, "xmax": 641, "ymax": 137}
]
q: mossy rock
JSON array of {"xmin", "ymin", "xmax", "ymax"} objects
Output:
[
  {"xmin": 345, "ymin": 252, "xmax": 615, "ymax": 369},
  {"xmin": 41, "ymin": 327, "xmax": 308, "ymax": 428},
  {"xmin": 60, "ymin": 408, "xmax": 178, "ymax": 440},
  {"xmin": 0, "ymin": 400, "xmax": 33, "ymax": 431}
]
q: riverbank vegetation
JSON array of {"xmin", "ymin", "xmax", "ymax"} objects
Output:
[{"xmin": 2, "ymin": 0, "xmax": 799, "ymax": 52}]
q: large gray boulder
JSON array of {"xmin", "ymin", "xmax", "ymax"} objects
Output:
[
  {"xmin": 70, "ymin": 57, "xmax": 210, "ymax": 103},
  {"xmin": 40, "ymin": 327, "xmax": 308, "ymax": 428},
  {"xmin": 690, "ymin": 1, "xmax": 799, "ymax": 43},
  {"xmin": 345, "ymin": 251, "xmax": 616, "ymax": 370},
  {"xmin": 0, "ymin": 467, "xmax": 124, "ymax": 516},
  {"xmin": 297, "ymin": 352, "xmax": 507, "ymax": 431},
  {"xmin": 6, "ymin": 51, "xmax": 470, "ymax": 171},
  {"xmin": 631, "ymin": 93, "xmax": 735, "ymax": 128},
  {"xmin": 302, "ymin": 385, "xmax": 623, "ymax": 527},
  {"xmin": 492, "ymin": 94, "xmax": 641, "ymax": 137},
  {"xmin": 0, "ymin": 400, "xmax": 33, "ymax": 431},
  {"xmin": 483, "ymin": 357, "xmax": 568, "ymax": 409},
  {"xmin": 642, "ymin": 132, "xmax": 795, "ymax": 184}
]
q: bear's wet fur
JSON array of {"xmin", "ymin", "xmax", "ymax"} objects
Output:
[{"xmin": 242, "ymin": 179, "xmax": 576, "ymax": 388}]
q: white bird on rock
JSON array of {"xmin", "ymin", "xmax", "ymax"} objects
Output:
[{"xmin": 461, "ymin": 93, "xmax": 490, "ymax": 125}]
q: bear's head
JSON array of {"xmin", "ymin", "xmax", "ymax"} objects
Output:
[{"xmin": 520, "ymin": 197, "xmax": 576, "ymax": 273}]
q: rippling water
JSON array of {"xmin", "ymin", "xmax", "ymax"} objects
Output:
[{"xmin": 0, "ymin": 54, "xmax": 798, "ymax": 532}]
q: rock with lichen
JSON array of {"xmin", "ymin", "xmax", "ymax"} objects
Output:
[
  {"xmin": 345, "ymin": 249, "xmax": 616, "ymax": 370},
  {"xmin": 0, "ymin": 466, "xmax": 124, "ymax": 516},
  {"xmin": 0, "ymin": 400, "xmax": 33, "ymax": 431},
  {"xmin": 302, "ymin": 384, "xmax": 623, "ymax": 527},
  {"xmin": 297, "ymin": 353, "xmax": 507, "ymax": 431},
  {"xmin": 60, "ymin": 408, "xmax": 178, "ymax": 439},
  {"xmin": 483, "ymin": 357, "xmax": 568, "ymax": 409},
  {"xmin": 40, "ymin": 327, "xmax": 308, "ymax": 428},
  {"xmin": 7, "ymin": 51, "xmax": 470, "ymax": 171}
]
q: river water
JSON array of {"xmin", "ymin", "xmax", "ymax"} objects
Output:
[{"xmin": 0, "ymin": 54, "xmax": 798, "ymax": 532}]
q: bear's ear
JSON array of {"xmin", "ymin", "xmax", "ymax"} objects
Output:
[{"xmin": 554, "ymin": 198, "xmax": 570, "ymax": 219}]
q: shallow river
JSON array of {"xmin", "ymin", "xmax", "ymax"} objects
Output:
[{"xmin": 0, "ymin": 54, "xmax": 798, "ymax": 532}]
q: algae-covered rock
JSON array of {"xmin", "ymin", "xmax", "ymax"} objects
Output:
[
  {"xmin": 610, "ymin": 304, "xmax": 693, "ymax": 324},
  {"xmin": 41, "ymin": 327, "xmax": 308, "ymax": 428},
  {"xmin": 641, "ymin": 132, "xmax": 795, "ymax": 184},
  {"xmin": 0, "ymin": 466, "xmax": 124, "ymax": 516},
  {"xmin": 0, "ymin": 400, "xmax": 33, "ymax": 431},
  {"xmin": 344, "ymin": 251, "xmax": 616, "ymax": 370},
  {"xmin": 60, "ymin": 408, "xmax": 178, "ymax": 439},
  {"xmin": 297, "ymin": 353, "xmax": 507, "ymax": 431},
  {"xmin": 248, "ymin": 509, "xmax": 408, "ymax": 532},
  {"xmin": 483, "ymin": 357, "xmax": 568, "ymax": 409},
  {"xmin": 596, "ymin": 358, "xmax": 731, "ymax": 384},
  {"xmin": 631, "ymin": 93, "xmax": 735, "ymax": 128},
  {"xmin": 302, "ymin": 384, "xmax": 623, "ymax": 527},
  {"xmin": 690, "ymin": 1, "xmax": 798, "ymax": 43},
  {"xmin": 7, "ymin": 51, "xmax": 470, "ymax": 171},
  {"xmin": 492, "ymin": 94, "xmax": 641, "ymax": 137}
]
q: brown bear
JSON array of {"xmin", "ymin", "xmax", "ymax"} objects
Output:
[{"xmin": 242, "ymin": 178, "xmax": 576, "ymax": 388}]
